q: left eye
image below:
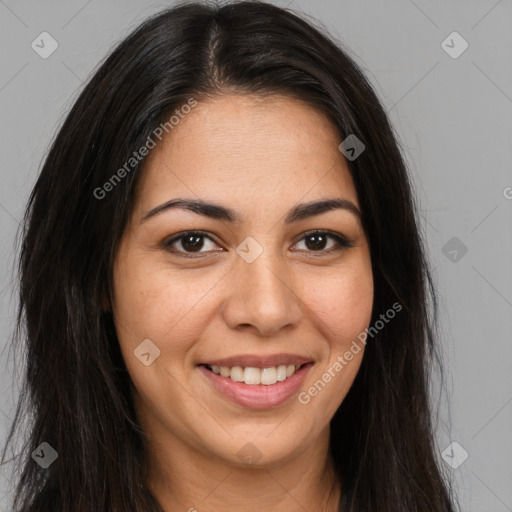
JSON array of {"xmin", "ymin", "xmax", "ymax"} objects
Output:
[
  {"xmin": 293, "ymin": 230, "xmax": 352, "ymax": 253},
  {"xmin": 163, "ymin": 230, "xmax": 352, "ymax": 258}
]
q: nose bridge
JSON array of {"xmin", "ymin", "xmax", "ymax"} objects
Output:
[{"xmin": 222, "ymin": 239, "xmax": 303, "ymax": 336}]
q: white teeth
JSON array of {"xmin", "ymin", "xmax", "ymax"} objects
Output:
[
  {"xmin": 207, "ymin": 364, "xmax": 303, "ymax": 385},
  {"xmin": 260, "ymin": 367, "xmax": 277, "ymax": 385},
  {"xmin": 276, "ymin": 365, "xmax": 287, "ymax": 381},
  {"xmin": 230, "ymin": 366, "xmax": 244, "ymax": 382},
  {"xmin": 243, "ymin": 367, "xmax": 261, "ymax": 385}
]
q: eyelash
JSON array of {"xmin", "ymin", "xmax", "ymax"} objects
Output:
[{"xmin": 162, "ymin": 230, "xmax": 353, "ymax": 259}]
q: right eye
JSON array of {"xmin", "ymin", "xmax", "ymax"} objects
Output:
[{"xmin": 162, "ymin": 231, "xmax": 223, "ymax": 258}]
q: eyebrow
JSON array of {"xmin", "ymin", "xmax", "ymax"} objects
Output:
[{"xmin": 141, "ymin": 197, "xmax": 361, "ymax": 224}]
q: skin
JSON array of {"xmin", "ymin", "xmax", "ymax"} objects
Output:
[{"xmin": 111, "ymin": 94, "xmax": 374, "ymax": 512}]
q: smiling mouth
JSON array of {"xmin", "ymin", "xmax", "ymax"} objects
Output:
[{"xmin": 201, "ymin": 363, "xmax": 307, "ymax": 386}]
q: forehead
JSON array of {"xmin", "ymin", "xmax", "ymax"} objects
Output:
[{"xmin": 135, "ymin": 94, "xmax": 359, "ymax": 215}]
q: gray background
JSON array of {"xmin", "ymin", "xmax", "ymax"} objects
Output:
[{"xmin": 0, "ymin": 0, "xmax": 511, "ymax": 510}]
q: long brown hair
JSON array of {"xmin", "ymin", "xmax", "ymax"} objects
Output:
[{"xmin": 2, "ymin": 2, "xmax": 459, "ymax": 510}]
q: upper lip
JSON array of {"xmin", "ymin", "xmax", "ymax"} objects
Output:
[{"xmin": 199, "ymin": 353, "xmax": 314, "ymax": 368}]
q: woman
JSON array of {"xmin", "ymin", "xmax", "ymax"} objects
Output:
[{"xmin": 1, "ymin": 1, "xmax": 459, "ymax": 511}]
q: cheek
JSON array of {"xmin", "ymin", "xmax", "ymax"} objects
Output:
[
  {"xmin": 112, "ymin": 254, "xmax": 223, "ymax": 359},
  {"xmin": 295, "ymin": 265, "xmax": 372, "ymax": 417},
  {"xmin": 302, "ymin": 262, "xmax": 374, "ymax": 344}
]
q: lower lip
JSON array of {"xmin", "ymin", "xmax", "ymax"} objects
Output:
[{"xmin": 198, "ymin": 363, "xmax": 313, "ymax": 409}]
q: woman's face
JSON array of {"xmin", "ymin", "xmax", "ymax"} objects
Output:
[{"xmin": 112, "ymin": 94, "xmax": 373, "ymax": 470}]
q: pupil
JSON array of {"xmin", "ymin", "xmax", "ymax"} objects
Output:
[
  {"xmin": 182, "ymin": 234, "xmax": 204, "ymax": 252},
  {"xmin": 306, "ymin": 233, "xmax": 326, "ymax": 251}
]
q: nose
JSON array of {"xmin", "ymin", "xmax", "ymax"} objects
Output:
[{"xmin": 221, "ymin": 247, "xmax": 303, "ymax": 337}]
